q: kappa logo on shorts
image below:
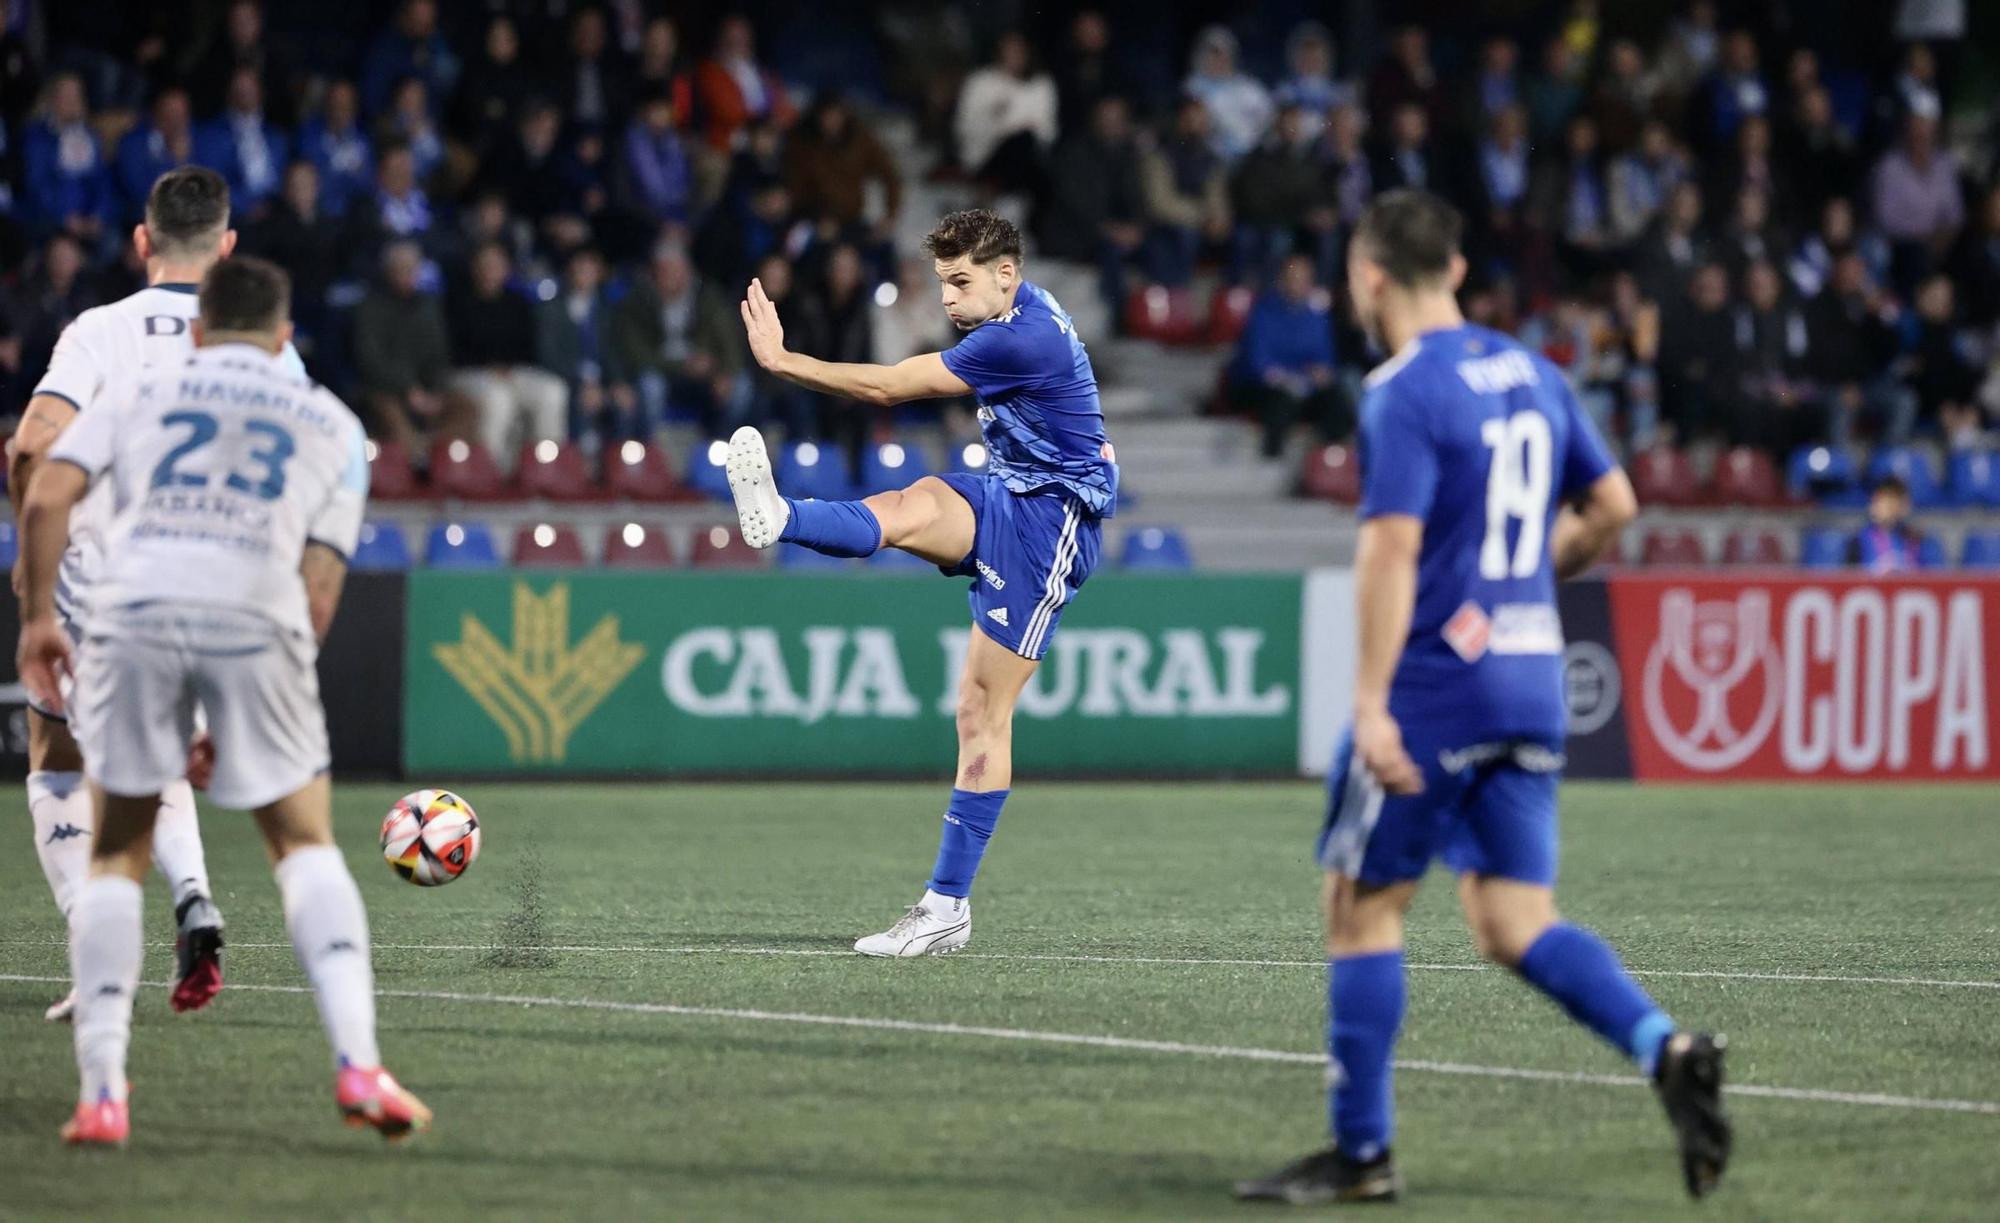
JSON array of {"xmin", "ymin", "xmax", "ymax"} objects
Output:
[{"xmin": 986, "ymin": 607, "xmax": 1010, "ymax": 628}]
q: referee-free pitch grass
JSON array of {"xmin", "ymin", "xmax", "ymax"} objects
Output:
[{"xmin": 3, "ymin": 781, "xmax": 1997, "ymax": 1221}]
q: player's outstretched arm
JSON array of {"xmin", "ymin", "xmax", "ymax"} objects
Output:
[
  {"xmin": 740, "ymin": 278, "xmax": 972, "ymax": 406},
  {"xmin": 1552, "ymin": 468, "xmax": 1639, "ymax": 580},
  {"xmin": 1352, "ymin": 514, "xmax": 1425, "ymax": 795},
  {"xmin": 14, "ymin": 459, "xmax": 88, "ymax": 711}
]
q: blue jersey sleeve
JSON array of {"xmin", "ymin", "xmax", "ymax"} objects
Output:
[
  {"xmin": 940, "ymin": 320, "xmax": 1042, "ymax": 403},
  {"xmin": 1357, "ymin": 380, "xmax": 1438, "ymax": 520},
  {"xmin": 1555, "ymin": 376, "xmax": 1617, "ymax": 498}
]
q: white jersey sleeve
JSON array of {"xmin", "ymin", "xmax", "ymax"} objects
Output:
[
  {"xmin": 33, "ymin": 310, "xmax": 117, "ymax": 412},
  {"xmin": 46, "ymin": 384, "xmax": 124, "ymax": 478},
  {"xmin": 307, "ymin": 419, "xmax": 369, "ymax": 560}
]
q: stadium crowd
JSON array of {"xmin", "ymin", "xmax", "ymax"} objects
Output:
[{"xmin": 0, "ymin": 0, "xmax": 1992, "ymax": 487}]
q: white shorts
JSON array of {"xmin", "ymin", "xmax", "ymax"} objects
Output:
[{"xmin": 71, "ymin": 603, "xmax": 328, "ymax": 810}]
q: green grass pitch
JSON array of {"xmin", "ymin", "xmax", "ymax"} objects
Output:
[{"xmin": 3, "ymin": 781, "xmax": 1998, "ymax": 1221}]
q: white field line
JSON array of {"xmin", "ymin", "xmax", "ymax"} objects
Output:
[{"xmin": 1, "ymin": 971, "xmax": 1996, "ymax": 1117}]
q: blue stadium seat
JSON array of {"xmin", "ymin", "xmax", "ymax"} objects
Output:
[
  {"xmin": 776, "ymin": 542, "xmax": 855, "ymax": 570},
  {"xmin": 776, "ymin": 440, "xmax": 853, "ymax": 501},
  {"xmin": 0, "ymin": 520, "xmax": 17, "ymax": 570},
  {"xmin": 349, "ymin": 521, "xmax": 412, "ymax": 571},
  {"xmin": 1121, "ymin": 526, "xmax": 1193, "ymax": 570},
  {"xmin": 1917, "ymin": 534, "xmax": 1946, "ymax": 568},
  {"xmin": 686, "ymin": 439, "xmax": 733, "ymax": 502},
  {"xmin": 1962, "ymin": 531, "xmax": 2000, "ymax": 568},
  {"xmin": 1798, "ymin": 527, "xmax": 1850, "ymax": 569},
  {"xmin": 1946, "ymin": 450, "xmax": 2000, "ymax": 508},
  {"xmin": 1867, "ymin": 447, "xmax": 1947, "ymax": 509},
  {"xmin": 424, "ymin": 522, "xmax": 500, "ymax": 569},
  {"xmin": 1787, "ymin": 445, "xmax": 1865, "ymax": 508},
  {"xmin": 854, "ymin": 441, "xmax": 932, "ymax": 495}
]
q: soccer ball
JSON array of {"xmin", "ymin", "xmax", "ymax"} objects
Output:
[{"xmin": 380, "ymin": 789, "xmax": 481, "ymax": 886}]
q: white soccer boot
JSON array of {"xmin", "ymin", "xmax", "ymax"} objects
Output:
[
  {"xmin": 725, "ymin": 426, "xmax": 790, "ymax": 549},
  {"xmin": 45, "ymin": 989, "xmax": 76, "ymax": 1022},
  {"xmin": 854, "ymin": 890, "xmax": 972, "ymax": 958}
]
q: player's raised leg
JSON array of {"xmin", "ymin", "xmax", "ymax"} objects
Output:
[
  {"xmin": 727, "ymin": 425, "xmax": 978, "ymax": 564},
  {"xmin": 254, "ymin": 773, "xmax": 431, "ymax": 1141},
  {"xmin": 62, "ymin": 787, "xmax": 160, "ymax": 1147},
  {"xmin": 856, "ymin": 628, "xmax": 1035, "ymax": 956}
]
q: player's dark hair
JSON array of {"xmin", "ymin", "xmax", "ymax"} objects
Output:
[
  {"xmin": 922, "ymin": 209, "xmax": 1023, "ymax": 267},
  {"xmin": 1352, "ymin": 189, "xmax": 1463, "ymax": 288},
  {"xmin": 145, "ymin": 166, "xmax": 231, "ymax": 256},
  {"xmin": 199, "ymin": 256, "xmax": 291, "ymax": 335}
]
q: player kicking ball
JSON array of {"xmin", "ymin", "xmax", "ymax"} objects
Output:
[
  {"xmin": 729, "ymin": 209, "xmax": 1117, "ymax": 956},
  {"xmin": 1235, "ymin": 192, "xmax": 1730, "ymax": 1204},
  {"xmin": 16, "ymin": 257, "xmax": 428, "ymax": 1146},
  {"xmin": 8, "ymin": 167, "xmax": 311, "ymax": 1021}
]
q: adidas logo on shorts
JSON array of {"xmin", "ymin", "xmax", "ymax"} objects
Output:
[{"xmin": 986, "ymin": 607, "xmax": 1009, "ymax": 628}]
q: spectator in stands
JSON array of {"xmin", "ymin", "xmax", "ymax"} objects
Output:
[
  {"xmin": 1906, "ymin": 274, "xmax": 1984, "ymax": 446},
  {"xmin": 693, "ymin": 15, "xmax": 794, "ymax": 153},
  {"xmin": 491, "ymin": 101, "xmax": 591, "ymax": 257},
  {"xmin": 1609, "ymin": 120, "xmax": 1688, "ymax": 246},
  {"xmin": 297, "ymin": 79, "xmax": 373, "ymax": 219},
  {"xmin": 1038, "ymin": 94, "xmax": 1143, "ymax": 317},
  {"xmin": 1139, "ymin": 97, "xmax": 1230, "ymax": 287},
  {"xmin": 1729, "ymin": 259, "xmax": 1814, "ymax": 453},
  {"xmin": 1952, "ymin": 184, "xmax": 2000, "ymax": 328},
  {"xmin": 611, "ymin": 242, "xmax": 744, "ymax": 437},
  {"xmin": 0, "ymin": 0, "xmax": 40, "ymax": 127},
  {"xmin": 6, "ymin": 233, "xmax": 95, "ymax": 386},
  {"xmin": 794, "ymin": 242, "xmax": 876, "ymax": 467},
  {"xmin": 1789, "ymin": 196, "xmax": 1888, "ymax": 300},
  {"xmin": 1845, "ymin": 476, "xmax": 1927, "ymax": 571},
  {"xmin": 242, "ymin": 160, "xmax": 339, "ymax": 346},
  {"xmin": 1053, "ymin": 10, "xmax": 1128, "ymax": 133},
  {"xmin": 1366, "ymin": 25, "xmax": 1440, "ymax": 133},
  {"xmin": 361, "ymin": 0, "xmax": 460, "ymax": 117},
  {"xmin": 1803, "ymin": 251, "xmax": 1912, "ymax": 446},
  {"xmin": 1886, "ymin": 43, "xmax": 1943, "ymax": 132},
  {"xmin": 1372, "ymin": 102, "xmax": 1442, "ymax": 201},
  {"xmin": 438, "ymin": 190, "xmax": 529, "ymax": 300},
  {"xmin": 23, "ymin": 72, "xmax": 110, "ymax": 244},
  {"xmin": 344, "ymin": 143, "xmax": 435, "ymax": 277},
  {"xmin": 616, "ymin": 84, "xmax": 693, "ymax": 226},
  {"xmin": 448, "ymin": 241, "xmax": 569, "ymax": 466},
  {"xmin": 1699, "ymin": 29, "xmax": 1769, "ymax": 151},
  {"xmin": 1274, "ymin": 22, "xmax": 1351, "ymax": 145},
  {"xmin": 1781, "ymin": 85, "xmax": 1859, "ymax": 228},
  {"xmin": 1321, "ymin": 104, "xmax": 1372, "ymax": 229},
  {"xmin": 537, "ymin": 245, "xmax": 632, "ymax": 449},
  {"xmin": 1524, "ymin": 36, "xmax": 1584, "ymax": 147},
  {"xmin": 1871, "ymin": 111, "xmax": 1964, "ymax": 293},
  {"xmin": 115, "ymin": 86, "xmax": 196, "ymax": 224},
  {"xmin": 1230, "ymin": 104, "xmax": 1329, "ymax": 287},
  {"xmin": 783, "ymin": 94, "xmax": 902, "ymax": 244},
  {"xmin": 352, "ymin": 239, "xmax": 465, "ymax": 449},
  {"xmin": 1711, "ymin": 114, "xmax": 1782, "ymax": 228},
  {"xmin": 1715, "ymin": 184, "xmax": 1788, "ymax": 280},
  {"xmin": 185, "ymin": 0, "xmax": 298, "ymax": 126},
  {"xmin": 1591, "ymin": 38, "xmax": 1654, "ymax": 152},
  {"xmin": 196, "ymin": 66, "xmax": 288, "ymax": 215},
  {"xmin": 1464, "ymin": 36, "xmax": 1520, "ymax": 132},
  {"xmin": 956, "ymin": 30, "xmax": 1057, "ymax": 198},
  {"xmin": 631, "ymin": 16, "xmax": 694, "ymax": 127},
  {"xmin": 456, "ymin": 16, "xmax": 534, "ymax": 161},
  {"xmin": 1652, "ymin": 0, "xmax": 1721, "ymax": 111},
  {"xmin": 1635, "ymin": 181, "xmax": 1709, "ymax": 306},
  {"xmin": 1659, "ymin": 261, "xmax": 1737, "ymax": 440},
  {"xmin": 1228, "ymin": 252, "xmax": 1346, "ymax": 457},
  {"xmin": 1532, "ymin": 114, "xmax": 1613, "ymax": 286},
  {"xmin": 559, "ymin": 7, "xmax": 630, "ymax": 132},
  {"xmin": 1184, "ymin": 26, "xmax": 1272, "ymax": 164},
  {"xmin": 1474, "ymin": 104, "xmax": 1532, "ymax": 242},
  {"xmin": 1606, "ymin": 270, "xmax": 1664, "ymax": 449}
]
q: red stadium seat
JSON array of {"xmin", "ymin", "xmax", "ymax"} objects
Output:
[
  {"xmin": 1630, "ymin": 446, "xmax": 1702, "ymax": 508},
  {"xmin": 1300, "ymin": 444, "xmax": 1361, "ymax": 504},
  {"xmin": 1721, "ymin": 529, "xmax": 1788, "ymax": 565},
  {"xmin": 367, "ymin": 440, "xmax": 423, "ymax": 501},
  {"xmin": 605, "ymin": 439, "xmax": 695, "ymax": 503},
  {"xmin": 1711, "ymin": 446, "xmax": 1783, "ymax": 508},
  {"xmin": 1640, "ymin": 528, "xmax": 1708, "ymax": 566},
  {"xmin": 689, "ymin": 523, "xmax": 766, "ymax": 568},
  {"xmin": 1123, "ymin": 285, "xmax": 1201, "ymax": 345},
  {"xmin": 602, "ymin": 522, "xmax": 676, "ymax": 568},
  {"xmin": 1204, "ymin": 284, "xmax": 1256, "ymax": 345},
  {"xmin": 516, "ymin": 440, "xmax": 603, "ymax": 502},
  {"xmin": 512, "ymin": 522, "xmax": 586, "ymax": 567},
  {"xmin": 429, "ymin": 438, "xmax": 512, "ymax": 501}
]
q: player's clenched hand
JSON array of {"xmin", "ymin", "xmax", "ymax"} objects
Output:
[
  {"xmin": 740, "ymin": 277, "xmax": 788, "ymax": 371},
  {"xmin": 1355, "ymin": 707, "xmax": 1423, "ymax": 795},
  {"xmin": 16, "ymin": 616, "xmax": 73, "ymax": 717}
]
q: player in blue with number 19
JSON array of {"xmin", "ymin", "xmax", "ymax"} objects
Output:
[
  {"xmin": 729, "ymin": 209, "xmax": 1116, "ymax": 958},
  {"xmin": 1236, "ymin": 191, "xmax": 1731, "ymax": 1206}
]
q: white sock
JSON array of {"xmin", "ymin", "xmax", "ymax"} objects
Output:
[
  {"xmin": 70, "ymin": 875, "xmax": 144, "ymax": 1104},
  {"xmin": 151, "ymin": 780, "xmax": 212, "ymax": 911},
  {"xmin": 276, "ymin": 845, "xmax": 380, "ymax": 1070},
  {"xmin": 28, "ymin": 771, "xmax": 94, "ymax": 923}
]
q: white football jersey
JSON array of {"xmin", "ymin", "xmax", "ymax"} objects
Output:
[
  {"xmin": 49, "ymin": 342, "xmax": 367, "ymax": 640},
  {"xmin": 32, "ymin": 282, "xmax": 306, "ymax": 625}
]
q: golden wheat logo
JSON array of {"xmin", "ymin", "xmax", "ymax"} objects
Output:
[{"xmin": 434, "ymin": 582, "xmax": 646, "ymax": 763}]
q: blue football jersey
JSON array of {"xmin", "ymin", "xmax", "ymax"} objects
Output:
[
  {"xmin": 939, "ymin": 281, "xmax": 1118, "ymax": 516},
  {"xmin": 1357, "ymin": 324, "xmax": 1616, "ymax": 746}
]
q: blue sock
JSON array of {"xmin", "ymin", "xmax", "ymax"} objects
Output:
[
  {"xmin": 926, "ymin": 789, "xmax": 1008, "ymax": 898},
  {"xmin": 779, "ymin": 497, "xmax": 882, "ymax": 557},
  {"xmin": 1516, "ymin": 923, "xmax": 1677, "ymax": 1075},
  {"xmin": 1328, "ymin": 951, "xmax": 1404, "ymax": 1160}
]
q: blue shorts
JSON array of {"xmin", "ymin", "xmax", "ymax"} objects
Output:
[
  {"xmin": 935, "ymin": 472, "xmax": 1102, "ymax": 661},
  {"xmin": 1316, "ymin": 729, "xmax": 1565, "ymax": 887}
]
